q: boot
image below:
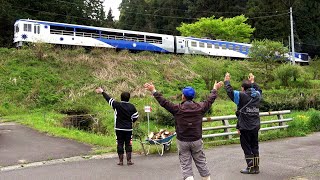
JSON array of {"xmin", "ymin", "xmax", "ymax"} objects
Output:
[
  {"xmin": 117, "ymin": 154, "xmax": 124, "ymax": 166},
  {"xmin": 253, "ymin": 154, "xmax": 260, "ymax": 174},
  {"xmin": 126, "ymin": 152, "xmax": 134, "ymax": 165},
  {"xmin": 240, "ymin": 155, "xmax": 255, "ymax": 174}
]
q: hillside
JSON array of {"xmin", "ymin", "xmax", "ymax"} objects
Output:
[{"xmin": 1, "ymin": 45, "xmax": 320, "ymax": 151}]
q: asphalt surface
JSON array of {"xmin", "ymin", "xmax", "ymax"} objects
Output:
[
  {"xmin": 0, "ymin": 122, "xmax": 92, "ymax": 167},
  {"xmin": 0, "ymin": 123, "xmax": 319, "ymax": 180}
]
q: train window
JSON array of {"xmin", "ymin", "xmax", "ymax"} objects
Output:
[
  {"xmin": 221, "ymin": 44, "xmax": 227, "ymax": 50},
  {"xmin": 207, "ymin": 43, "xmax": 212, "ymax": 48},
  {"xmin": 191, "ymin": 41, "xmax": 197, "ymax": 47},
  {"xmin": 199, "ymin": 42, "xmax": 205, "ymax": 48},
  {"xmin": 242, "ymin": 46, "xmax": 247, "ymax": 52},
  {"xmin": 214, "ymin": 43, "xmax": 219, "ymax": 49},
  {"xmin": 51, "ymin": 25, "xmax": 74, "ymax": 35},
  {"xmin": 34, "ymin": 25, "xmax": 40, "ymax": 34},
  {"xmin": 228, "ymin": 44, "xmax": 233, "ymax": 50},
  {"xmin": 146, "ymin": 35, "xmax": 162, "ymax": 44},
  {"xmin": 235, "ymin": 45, "xmax": 240, "ymax": 52},
  {"xmin": 15, "ymin": 25, "xmax": 19, "ymax": 33},
  {"xmin": 76, "ymin": 28, "xmax": 100, "ymax": 38},
  {"xmin": 24, "ymin": 24, "xmax": 32, "ymax": 32},
  {"xmin": 101, "ymin": 31, "xmax": 123, "ymax": 40},
  {"xmin": 125, "ymin": 33, "xmax": 145, "ymax": 42}
]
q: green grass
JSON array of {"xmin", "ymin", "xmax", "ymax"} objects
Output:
[{"xmin": 1, "ymin": 46, "xmax": 320, "ymax": 155}]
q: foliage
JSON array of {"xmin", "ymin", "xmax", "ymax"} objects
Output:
[
  {"xmin": 308, "ymin": 57, "xmax": 320, "ymax": 79},
  {"xmin": 106, "ymin": 8, "xmax": 115, "ymax": 28},
  {"xmin": 260, "ymin": 90, "xmax": 320, "ymax": 111},
  {"xmin": 309, "ymin": 110, "xmax": 320, "ymax": 131},
  {"xmin": 272, "ymin": 64, "xmax": 303, "ymax": 86},
  {"xmin": 288, "ymin": 113, "xmax": 312, "ymax": 136},
  {"xmin": 249, "ymin": 39, "xmax": 288, "ymax": 84},
  {"xmin": 191, "ymin": 57, "xmax": 227, "ymax": 90},
  {"xmin": 153, "ymin": 108, "xmax": 175, "ymax": 126},
  {"xmin": 177, "ymin": 15, "xmax": 255, "ymax": 43},
  {"xmin": 1, "ymin": 47, "xmax": 320, "ymax": 154}
]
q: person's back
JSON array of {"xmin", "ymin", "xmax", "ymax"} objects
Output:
[
  {"xmin": 173, "ymin": 97, "xmax": 217, "ymax": 141},
  {"xmin": 95, "ymin": 88, "xmax": 138, "ymax": 166},
  {"xmin": 144, "ymin": 82, "xmax": 223, "ymax": 180},
  {"xmin": 151, "ymin": 87, "xmax": 218, "ymax": 142},
  {"xmin": 112, "ymin": 101, "xmax": 138, "ymax": 131},
  {"xmin": 235, "ymin": 87, "xmax": 261, "ymax": 130},
  {"xmin": 224, "ymin": 72, "xmax": 262, "ymax": 174}
]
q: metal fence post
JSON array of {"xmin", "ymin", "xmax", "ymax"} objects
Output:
[{"xmin": 222, "ymin": 119, "xmax": 232, "ymax": 139}]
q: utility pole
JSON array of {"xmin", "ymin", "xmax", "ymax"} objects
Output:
[{"xmin": 290, "ymin": 7, "xmax": 295, "ymax": 65}]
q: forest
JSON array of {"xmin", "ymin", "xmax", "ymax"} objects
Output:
[{"xmin": 1, "ymin": 0, "xmax": 320, "ymax": 57}]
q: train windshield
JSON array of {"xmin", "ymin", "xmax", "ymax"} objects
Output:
[{"xmin": 299, "ymin": 53, "xmax": 309, "ymax": 61}]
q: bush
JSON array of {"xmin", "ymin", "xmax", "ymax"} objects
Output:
[
  {"xmin": 273, "ymin": 64, "xmax": 302, "ymax": 87},
  {"xmin": 309, "ymin": 110, "xmax": 320, "ymax": 131},
  {"xmin": 153, "ymin": 108, "xmax": 175, "ymax": 126},
  {"xmin": 287, "ymin": 114, "xmax": 311, "ymax": 136},
  {"xmin": 308, "ymin": 58, "xmax": 320, "ymax": 79}
]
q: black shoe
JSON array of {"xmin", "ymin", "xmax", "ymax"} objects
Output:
[{"xmin": 241, "ymin": 155, "xmax": 255, "ymax": 174}]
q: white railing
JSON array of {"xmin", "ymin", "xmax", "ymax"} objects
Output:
[{"xmin": 202, "ymin": 110, "xmax": 292, "ymax": 139}]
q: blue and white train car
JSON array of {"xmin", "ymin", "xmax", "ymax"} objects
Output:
[
  {"xmin": 286, "ymin": 52, "xmax": 310, "ymax": 64},
  {"xmin": 13, "ymin": 19, "xmax": 175, "ymax": 53},
  {"xmin": 13, "ymin": 19, "xmax": 310, "ymax": 63},
  {"xmin": 175, "ymin": 36, "xmax": 251, "ymax": 58}
]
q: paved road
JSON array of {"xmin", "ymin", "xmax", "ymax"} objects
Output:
[
  {"xmin": 0, "ymin": 122, "xmax": 92, "ymax": 167},
  {"xmin": 0, "ymin": 128, "xmax": 319, "ymax": 180}
]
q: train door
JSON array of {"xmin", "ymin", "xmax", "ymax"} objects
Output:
[
  {"xmin": 185, "ymin": 40, "xmax": 190, "ymax": 54},
  {"xmin": 34, "ymin": 24, "xmax": 40, "ymax": 35},
  {"xmin": 32, "ymin": 24, "xmax": 41, "ymax": 42}
]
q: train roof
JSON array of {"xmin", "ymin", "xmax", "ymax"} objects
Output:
[
  {"xmin": 15, "ymin": 19, "xmax": 173, "ymax": 37},
  {"xmin": 176, "ymin": 36, "xmax": 252, "ymax": 46}
]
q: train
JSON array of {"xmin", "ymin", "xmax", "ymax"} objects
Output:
[{"xmin": 13, "ymin": 19, "xmax": 310, "ymax": 63}]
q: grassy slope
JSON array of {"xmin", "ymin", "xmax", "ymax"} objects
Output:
[{"xmin": 0, "ymin": 46, "xmax": 319, "ymax": 154}]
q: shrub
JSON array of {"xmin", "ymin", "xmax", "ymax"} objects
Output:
[
  {"xmin": 153, "ymin": 108, "xmax": 175, "ymax": 126},
  {"xmin": 273, "ymin": 64, "xmax": 303, "ymax": 87},
  {"xmin": 308, "ymin": 58, "xmax": 320, "ymax": 79},
  {"xmin": 191, "ymin": 57, "xmax": 227, "ymax": 90},
  {"xmin": 309, "ymin": 110, "xmax": 320, "ymax": 131},
  {"xmin": 287, "ymin": 114, "xmax": 311, "ymax": 136}
]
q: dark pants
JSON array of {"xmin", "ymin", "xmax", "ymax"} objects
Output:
[
  {"xmin": 240, "ymin": 128, "xmax": 259, "ymax": 156},
  {"xmin": 116, "ymin": 130, "xmax": 132, "ymax": 154}
]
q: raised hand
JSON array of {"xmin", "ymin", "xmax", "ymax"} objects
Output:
[
  {"xmin": 95, "ymin": 87, "xmax": 104, "ymax": 94},
  {"xmin": 213, "ymin": 81, "xmax": 224, "ymax": 90},
  {"xmin": 224, "ymin": 72, "xmax": 231, "ymax": 81},
  {"xmin": 144, "ymin": 82, "xmax": 156, "ymax": 92},
  {"xmin": 248, "ymin": 73, "xmax": 255, "ymax": 83}
]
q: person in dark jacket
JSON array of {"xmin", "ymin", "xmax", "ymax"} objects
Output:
[
  {"xmin": 224, "ymin": 72, "xmax": 262, "ymax": 174},
  {"xmin": 95, "ymin": 87, "xmax": 139, "ymax": 166},
  {"xmin": 144, "ymin": 81, "xmax": 223, "ymax": 180}
]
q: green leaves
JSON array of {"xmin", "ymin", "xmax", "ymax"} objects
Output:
[{"xmin": 177, "ymin": 15, "xmax": 255, "ymax": 43}]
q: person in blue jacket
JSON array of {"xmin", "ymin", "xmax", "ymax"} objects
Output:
[{"xmin": 224, "ymin": 72, "xmax": 262, "ymax": 174}]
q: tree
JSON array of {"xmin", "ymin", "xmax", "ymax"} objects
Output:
[
  {"xmin": 249, "ymin": 39, "xmax": 288, "ymax": 84},
  {"xmin": 176, "ymin": 15, "xmax": 255, "ymax": 43},
  {"xmin": 106, "ymin": 8, "xmax": 115, "ymax": 28},
  {"xmin": 118, "ymin": 0, "xmax": 148, "ymax": 31}
]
